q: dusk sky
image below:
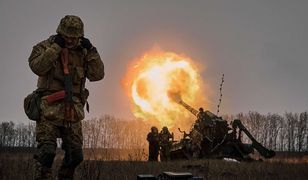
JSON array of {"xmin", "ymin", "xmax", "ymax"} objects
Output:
[{"xmin": 1, "ymin": 0, "xmax": 308, "ymax": 123}]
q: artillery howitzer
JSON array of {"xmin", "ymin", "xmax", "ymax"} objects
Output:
[{"xmin": 168, "ymin": 93, "xmax": 275, "ymax": 161}]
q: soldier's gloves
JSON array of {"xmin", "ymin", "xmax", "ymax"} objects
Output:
[
  {"xmin": 54, "ymin": 34, "xmax": 65, "ymax": 48},
  {"xmin": 80, "ymin": 37, "xmax": 93, "ymax": 50}
]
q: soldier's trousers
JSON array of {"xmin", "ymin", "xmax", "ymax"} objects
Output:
[
  {"xmin": 34, "ymin": 119, "xmax": 83, "ymax": 180},
  {"xmin": 148, "ymin": 144, "xmax": 159, "ymax": 161},
  {"xmin": 160, "ymin": 145, "xmax": 171, "ymax": 161}
]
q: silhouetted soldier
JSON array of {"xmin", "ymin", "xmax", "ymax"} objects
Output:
[
  {"xmin": 147, "ymin": 126, "xmax": 159, "ymax": 161},
  {"xmin": 194, "ymin": 107, "xmax": 216, "ymax": 155},
  {"xmin": 195, "ymin": 108, "xmax": 215, "ymax": 137},
  {"xmin": 159, "ymin": 126, "xmax": 173, "ymax": 161},
  {"xmin": 196, "ymin": 108, "xmax": 213, "ymax": 127}
]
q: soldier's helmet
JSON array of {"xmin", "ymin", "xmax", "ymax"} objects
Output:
[
  {"xmin": 199, "ymin": 107, "xmax": 204, "ymax": 112},
  {"xmin": 57, "ymin": 15, "xmax": 84, "ymax": 37},
  {"xmin": 162, "ymin": 126, "xmax": 168, "ymax": 132},
  {"xmin": 151, "ymin": 126, "xmax": 158, "ymax": 133}
]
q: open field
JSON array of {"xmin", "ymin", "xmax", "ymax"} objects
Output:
[{"xmin": 1, "ymin": 148, "xmax": 308, "ymax": 180}]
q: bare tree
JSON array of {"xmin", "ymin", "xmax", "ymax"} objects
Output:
[
  {"xmin": 0, "ymin": 121, "xmax": 15, "ymax": 147},
  {"xmin": 297, "ymin": 112, "xmax": 307, "ymax": 151},
  {"xmin": 266, "ymin": 113, "xmax": 281, "ymax": 150},
  {"xmin": 285, "ymin": 112, "xmax": 298, "ymax": 151}
]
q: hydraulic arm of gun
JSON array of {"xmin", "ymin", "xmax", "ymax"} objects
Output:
[{"xmin": 232, "ymin": 119, "xmax": 276, "ymax": 158}]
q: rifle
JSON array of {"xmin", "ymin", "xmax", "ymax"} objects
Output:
[{"xmin": 61, "ymin": 48, "xmax": 74, "ymax": 122}]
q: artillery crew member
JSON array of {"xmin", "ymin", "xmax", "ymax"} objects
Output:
[
  {"xmin": 159, "ymin": 126, "xmax": 174, "ymax": 161},
  {"xmin": 147, "ymin": 126, "xmax": 160, "ymax": 161},
  {"xmin": 195, "ymin": 108, "xmax": 215, "ymax": 136},
  {"xmin": 28, "ymin": 15, "xmax": 104, "ymax": 179},
  {"xmin": 196, "ymin": 108, "xmax": 213, "ymax": 127}
]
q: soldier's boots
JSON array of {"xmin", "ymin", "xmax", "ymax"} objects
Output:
[{"xmin": 34, "ymin": 159, "xmax": 52, "ymax": 180}]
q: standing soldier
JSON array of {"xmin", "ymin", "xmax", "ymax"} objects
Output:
[
  {"xmin": 147, "ymin": 126, "xmax": 159, "ymax": 161},
  {"xmin": 159, "ymin": 126, "xmax": 174, "ymax": 161},
  {"xmin": 28, "ymin": 15, "xmax": 104, "ymax": 179},
  {"xmin": 195, "ymin": 108, "xmax": 215, "ymax": 136},
  {"xmin": 194, "ymin": 108, "xmax": 216, "ymax": 154},
  {"xmin": 196, "ymin": 108, "xmax": 213, "ymax": 128}
]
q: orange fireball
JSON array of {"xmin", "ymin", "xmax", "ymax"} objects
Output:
[{"xmin": 123, "ymin": 48, "xmax": 207, "ymax": 128}]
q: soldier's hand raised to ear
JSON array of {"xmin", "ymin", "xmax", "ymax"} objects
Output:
[
  {"xmin": 80, "ymin": 37, "xmax": 93, "ymax": 50},
  {"xmin": 54, "ymin": 34, "xmax": 65, "ymax": 48}
]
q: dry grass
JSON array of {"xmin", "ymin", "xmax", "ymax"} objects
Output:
[{"xmin": 1, "ymin": 150, "xmax": 308, "ymax": 180}]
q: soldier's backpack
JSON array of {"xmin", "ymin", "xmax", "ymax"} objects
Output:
[{"xmin": 23, "ymin": 90, "xmax": 42, "ymax": 121}]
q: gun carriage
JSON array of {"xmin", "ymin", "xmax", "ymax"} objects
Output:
[{"xmin": 169, "ymin": 94, "xmax": 275, "ymax": 161}]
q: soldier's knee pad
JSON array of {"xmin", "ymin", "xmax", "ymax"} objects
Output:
[
  {"xmin": 70, "ymin": 149, "xmax": 83, "ymax": 167},
  {"xmin": 36, "ymin": 143, "xmax": 56, "ymax": 168}
]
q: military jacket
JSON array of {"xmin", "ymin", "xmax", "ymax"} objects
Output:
[
  {"xmin": 159, "ymin": 131, "xmax": 173, "ymax": 145},
  {"xmin": 28, "ymin": 35, "xmax": 104, "ymax": 125},
  {"xmin": 147, "ymin": 132, "xmax": 159, "ymax": 144},
  {"xmin": 29, "ymin": 35, "xmax": 104, "ymax": 93}
]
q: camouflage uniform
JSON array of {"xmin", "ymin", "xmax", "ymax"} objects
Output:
[
  {"xmin": 147, "ymin": 127, "xmax": 159, "ymax": 161},
  {"xmin": 159, "ymin": 127, "xmax": 173, "ymax": 161},
  {"xmin": 29, "ymin": 15, "xmax": 104, "ymax": 180}
]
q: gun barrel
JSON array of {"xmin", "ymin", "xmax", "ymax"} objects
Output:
[
  {"xmin": 169, "ymin": 92, "xmax": 198, "ymax": 116},
  {"xmin": 178, "ymin": 100, "xmax": 199, "ymax": 116}
]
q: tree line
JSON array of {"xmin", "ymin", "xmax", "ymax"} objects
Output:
[
  {"xmin": 230, "ymin": 111, "xmax": 308, "ymax": 152},
  {"xmin": 0, "ymin": 112, "xmax": 307, "ymax": 152}
]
